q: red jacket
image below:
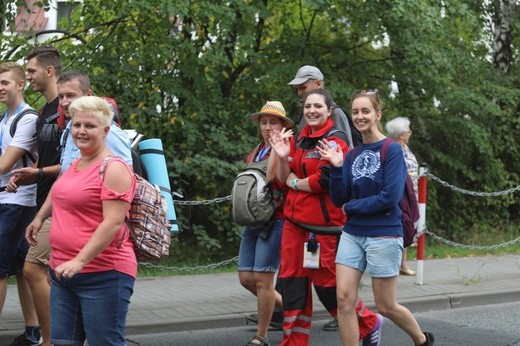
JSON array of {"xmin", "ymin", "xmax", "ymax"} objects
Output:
[{"xmin": 284, "ymin": 118, "xmax": 349, "ymax": 227}]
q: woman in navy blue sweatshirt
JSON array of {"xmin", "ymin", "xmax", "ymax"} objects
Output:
[{"xmin": 318, "ymin": 90, "xmax": 434, "ymax": 346}]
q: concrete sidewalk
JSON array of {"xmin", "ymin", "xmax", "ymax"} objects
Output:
[{"xmin": 0, "ymin": 254, "xmax": 519, "ymax": 336}]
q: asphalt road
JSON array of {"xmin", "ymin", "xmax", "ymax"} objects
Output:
[
  {"xmin": 122, "ymin": 301, "xmax": 520, "ymax": 346},
  {"xmin": 1, "ymin": 301, "xmax": 518, "ymax": 345}
]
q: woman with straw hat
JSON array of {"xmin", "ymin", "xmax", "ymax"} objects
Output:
[{"xmin": 237, "ymin": 101, "xmax": 294, "ymax": 346}]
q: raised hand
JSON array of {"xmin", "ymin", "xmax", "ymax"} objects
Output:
[
  {"xmin": 269, "ymin": 127, "xmax": 292, "ymax": 159},
  {"xmin": 317, "ymin": 139, "xmax": 344, "ymax": 167}
]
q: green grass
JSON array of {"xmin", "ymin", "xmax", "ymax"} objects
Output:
[
  {"xmin": 137, "ymin": 256, "xmax": 238, "ymax": 278},
  {"xmin": 136, "ymin": 233, "xmax": 520, "ymax": 278},
  {"xmin": 137, "ymin": 238, "xmax": 239, "ymax": 278},
  {"xmin": 406, "ymin": 235, "xmax": 520, "ymax": 260}
]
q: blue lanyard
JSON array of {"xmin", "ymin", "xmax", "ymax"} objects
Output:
[{"xmin": 255, "ymin": 145, "xmax": 271, "ymax": 162}]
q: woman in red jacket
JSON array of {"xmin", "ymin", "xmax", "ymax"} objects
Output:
[{"xmin": 269, "ymin": 89, "xmax": 382, "ymax": 346}]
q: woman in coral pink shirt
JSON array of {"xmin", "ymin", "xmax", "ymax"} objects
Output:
[{"xmin": 26, "ymin": 96, "xmax": 136, "ymax": 346}]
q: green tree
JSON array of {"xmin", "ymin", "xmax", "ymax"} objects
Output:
[{"xmin": 1, "ymin": 0, "xmax": 519, "ymax": 254}]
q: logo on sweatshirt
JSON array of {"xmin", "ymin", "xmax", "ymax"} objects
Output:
[{"xmin": 352, "ymin": 150, "xmax": 381, "ymax": 181}]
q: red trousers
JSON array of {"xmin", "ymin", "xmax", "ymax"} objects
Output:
[{"xmin": 278, "ymin": 221, "xmax": 377, "ymax": 346}]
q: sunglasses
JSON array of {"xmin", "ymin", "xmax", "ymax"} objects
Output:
[{"xmin": 352, "ymin": 89, "xmax": 379, "ymax": 98}]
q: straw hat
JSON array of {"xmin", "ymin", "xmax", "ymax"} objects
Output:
[{"xmin": 250, "ymin": 101, "xmax": 294, "ymax": 128}]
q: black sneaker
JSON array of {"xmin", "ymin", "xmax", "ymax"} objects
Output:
[
  {"xmin": 246, "ymin": 313, "xmax": 260, "ymax": 325},
  {"xmin": 322, "ymin": 318, "xmax": 338, "ymax": 331},
  {"xmin": 270, "ymin": 311, "xmax": 283, "ymax": 329},
  {"xmin": 9, "ymin": 332, "xmax": 43, "ymax": 346},
  {"xmin": 245, "ymin": 311, "xmax": 283, "ymax": 330},
  {"xmin": 420, "ymin": 332, "xmax": 435, "ymax": 346}
]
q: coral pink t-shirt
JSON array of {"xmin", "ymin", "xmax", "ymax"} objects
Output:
[{"xmin": 49, "ymin": 157, "xmax": 137, "ymax": 278}]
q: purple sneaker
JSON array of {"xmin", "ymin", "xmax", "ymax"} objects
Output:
[{"xmin": 362, "ymin": 313, "xmax": 383, "ymax": 346}]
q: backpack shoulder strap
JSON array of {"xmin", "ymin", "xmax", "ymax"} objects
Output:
[
  {"xmin": 9, "ymin": 108, "xmax": 38, "ymax": 137},
  {"xmin": 8, "ymin": 108, "xmax": 38, "ymax": 167},
  {"xmin": 246, "ymin": 143, "xmax": 263, "ymax": 165},
  {"xmin": 347, "ymin": 146, "xmax": 361, "ymax": 165},
  {"xmin": 45, "ymin": 112, "xmax": 60, "ymax": 124},
  {"xmin": 331, "ymin": 106, "xmax": 354, "ymax": 148},
  {"xmin": 99, "ymin": 155, "xmax": 127, "ymax": 181},
  {"xmin": 326, "ymin": 128, "xmax": 349, "ymax": 144},
  {"xmin": 379, "ymin": 137, "xmax": 394, "ymax": 163}
]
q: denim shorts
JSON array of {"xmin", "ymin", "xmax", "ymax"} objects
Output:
[
  {"xmin": 50, "ymin": 269, "xmax": 135, "ymax": 346},
  {"xmin": 336, "ymin": 232, "xmax": 403, "ymax": 278},
  {"xmin": 237, "ymin": 219, "xmax": 283, "ymax": 273},
  {"xmin": 0, "ymin": 204, "xmax": 36, "ymax": 277}
]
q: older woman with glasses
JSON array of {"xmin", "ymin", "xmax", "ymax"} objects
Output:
[
  {"xmin": 319, "ymin": 90, "xmax": 434, "ymax": 346},
  {"xmin": 385, "ymin": 116, "xmax": 419, "ymax": 276}
]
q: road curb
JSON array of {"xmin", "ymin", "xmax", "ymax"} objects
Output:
[{"xmin": 125, "ymin": 288, "xmax": 520, "ymax": 335}]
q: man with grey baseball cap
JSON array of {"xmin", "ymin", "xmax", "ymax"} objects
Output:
[
  {"xmin": 288, "ymin": 65, "xmax": 362, "ymax": 148},
  {"xmin": 288, "ymin": 65, "xmax": 324, "ymax": 86}
]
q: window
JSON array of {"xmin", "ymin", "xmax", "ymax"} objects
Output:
[{"xmin": 57, "ymin": 1, "xmax": 80, "ymax": 29}]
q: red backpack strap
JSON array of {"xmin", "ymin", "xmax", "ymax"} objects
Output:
[
  {"xmin": 347, "ymin": 146, "xmax": 360, "ymax": 165},
  {"xmin": 56, "ymin": 104, "xmax": 66, "ymax": 130}
]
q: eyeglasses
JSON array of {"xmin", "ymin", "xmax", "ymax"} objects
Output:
[{"xmin": 402, "ymin": 130, "xmax": 412, "ymax": 135}]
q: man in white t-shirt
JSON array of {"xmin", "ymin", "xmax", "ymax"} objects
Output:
[{"xmin": 0, "ymin": 62, "xmax": 42, "ymax": 345}]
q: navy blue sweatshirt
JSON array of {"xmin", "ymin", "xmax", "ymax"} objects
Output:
[{"xmin": 329, "ymin": 138, "xmax": 406, "ymax": 237}]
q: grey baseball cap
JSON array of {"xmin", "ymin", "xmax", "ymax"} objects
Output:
[{"xmin": 287, "ymin": 65, "xmax": 324, "ymax": 85}]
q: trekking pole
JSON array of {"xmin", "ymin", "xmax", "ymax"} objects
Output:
[{"xmin": 415, "ymin": 163, "xmax": 428, "ymax": 285}]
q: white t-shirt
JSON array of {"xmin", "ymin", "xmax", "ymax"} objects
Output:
[{"xmin": 0, "ymin": 104, "xmax": 38, "ymax": 206}]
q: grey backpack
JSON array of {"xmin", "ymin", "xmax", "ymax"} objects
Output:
[{"xmin": 231, "ymin": 145, "xmax": 275, "ymax": 226}]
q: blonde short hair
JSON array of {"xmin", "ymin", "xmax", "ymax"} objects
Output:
[
  {"xmin": 0, "ymin": 62, "xmax": 26, "ymax": 84},
  {"xmin": 69, "ymin": 96, "xmax": 114, "ymax": 127}
]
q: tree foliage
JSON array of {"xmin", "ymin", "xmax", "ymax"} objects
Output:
[{"xmin": 1, "ymin": 0, "xmax": 519, "ymax": 252}]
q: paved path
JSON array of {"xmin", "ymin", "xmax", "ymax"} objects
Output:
[{"xmin": 0, "ymin": 255, "xmax": 519, "ymax": 336}]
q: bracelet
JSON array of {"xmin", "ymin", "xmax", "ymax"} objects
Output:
[
  {"xmin": 38, "ymin": 167, "xmax": 44, "ymax": 176},
  {"xmin": 291, "ymin": 179, "xmax": 299, "ymax": 190}
]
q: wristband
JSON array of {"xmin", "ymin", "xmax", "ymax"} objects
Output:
[
  {"xmin": 38, "ymin": 167, "xmax": 44, "ymax": 176},
  {"xmin": 291, "ymin": 179, "xmax": 299, "ymax": 190}
]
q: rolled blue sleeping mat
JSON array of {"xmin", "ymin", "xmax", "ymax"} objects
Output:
[{"xmin": 138, "ymin": 138, "xmax": 179, "ymax": 232}]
